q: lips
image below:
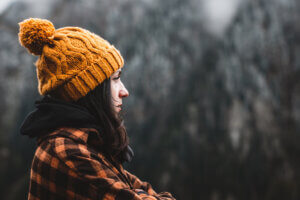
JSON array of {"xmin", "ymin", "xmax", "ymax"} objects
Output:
[{"xmin": 117, "ymin": 104, "xmax": 122, "ymax": 111}]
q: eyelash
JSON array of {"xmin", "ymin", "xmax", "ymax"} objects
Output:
[{"xmin": 113, "ymin": 76, "xmax": 120, "ymax": 80}]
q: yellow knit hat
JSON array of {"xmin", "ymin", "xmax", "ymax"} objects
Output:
[{"xmin": 18, "ymin": 18, "xmax": 124, "ymax": 101}]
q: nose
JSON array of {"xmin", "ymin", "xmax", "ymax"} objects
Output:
[{"xmin": 119, "ymin": 83, "xmax": 129, "ymax": 98}]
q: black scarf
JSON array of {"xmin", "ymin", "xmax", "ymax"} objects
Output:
[{"xmin": 20, "ymin": 95, "xmax": 134, "ymax": 163}]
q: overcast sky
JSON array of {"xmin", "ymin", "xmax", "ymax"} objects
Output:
[
  {"xmin": 202, "ymin": 0, "xmax": 241, "ymax": 36},
  {"xmin": 0, "ymin": 0, "xmax": 13, "ymax": 14}
]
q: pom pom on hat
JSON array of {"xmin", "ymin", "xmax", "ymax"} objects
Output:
[{"xmin": 18, "ymin": 18, "xmax": 55, "ymax": 55}]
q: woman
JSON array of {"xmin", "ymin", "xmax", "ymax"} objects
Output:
[{"xmin": 19, "ymin": 18, "xmax": 175, "ymax": 200}]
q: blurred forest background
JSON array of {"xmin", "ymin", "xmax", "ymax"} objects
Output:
[{"xmin": 0, "ymin": 0, "xmax": 300, "ymax": 199}]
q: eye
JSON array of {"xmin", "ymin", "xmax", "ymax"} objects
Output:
[{"xmin": 113, "ymin": 76, "xmax": 120, "ymax": 80}]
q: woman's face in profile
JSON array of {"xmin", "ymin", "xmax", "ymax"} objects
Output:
[{"xmin": 110, "ymin": 69, "xmax": 129, "ymax": 113}]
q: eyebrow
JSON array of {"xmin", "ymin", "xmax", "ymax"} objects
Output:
[{"xmin": 116, "ymin": 69, "xmax": 122, "ymax": 76}]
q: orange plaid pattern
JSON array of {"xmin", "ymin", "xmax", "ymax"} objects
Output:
[{"xmin": 28, "ymin": 127, "xmax": 175, "ymax": 200}]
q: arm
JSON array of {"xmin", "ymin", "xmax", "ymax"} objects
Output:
[
  {"xmin": 124, "ymin": 170, "xmax": 175, "ymax": 200},
  {"xmin": 53, "ymin": 137, "xmax": 175, "ymax": 200}
]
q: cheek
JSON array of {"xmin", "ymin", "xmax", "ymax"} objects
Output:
[{"xmin": 111, "ymin": 82, "xmax": 119, "ymax": 99}]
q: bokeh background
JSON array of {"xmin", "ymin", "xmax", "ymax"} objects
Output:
[{"xmin": 0, "ymin": 0, "xmax": 300, "ymax": 199}]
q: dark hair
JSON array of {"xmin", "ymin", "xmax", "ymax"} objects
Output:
[{"xmin": 75, "ymin": 78, "xmax": 129, "ymax": 157}]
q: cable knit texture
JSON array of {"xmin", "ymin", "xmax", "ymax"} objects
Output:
[{"xmin": 18, "ymin": 18, "xmax": 124, "ymax": 101}]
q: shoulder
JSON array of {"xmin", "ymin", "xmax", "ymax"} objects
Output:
[
  {"xmin": 33, "ymin": 127, "xmax": 123, "ymax": 178},
  {"xmin": 51, "ymin": 136, "xmax": 89, "ymax": 160},
  {"xmin": 29, "ymin": 130, "xmax": 108, "ymax": 199},
  {"xmin": 34, "ymin": 134, "xmax": 110, "ymax": 179},
  {"xmin": 32, "ymin": 128, "xmax": 95, "ymax": 169},
  {"xmin": 36, "ymin": 127, "xmax": 101, "ymax": 157}
]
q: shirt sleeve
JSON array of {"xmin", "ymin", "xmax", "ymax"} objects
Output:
[
  {"xmin": 53, "ymin": 137, "xmax": 176, "ymax": 200},
  {"xmin": 124, "ymin": 170, "xmax": 176, "ymax": 200}
]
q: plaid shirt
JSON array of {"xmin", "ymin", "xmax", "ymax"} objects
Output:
[{"xmin": 28, "ymin": 127, "xmax": 175, "ymax": 200}]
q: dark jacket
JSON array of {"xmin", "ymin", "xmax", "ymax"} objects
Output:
[{"xmin": 20, "ymin": 96, "xmax": 175, "ymax": 200}]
